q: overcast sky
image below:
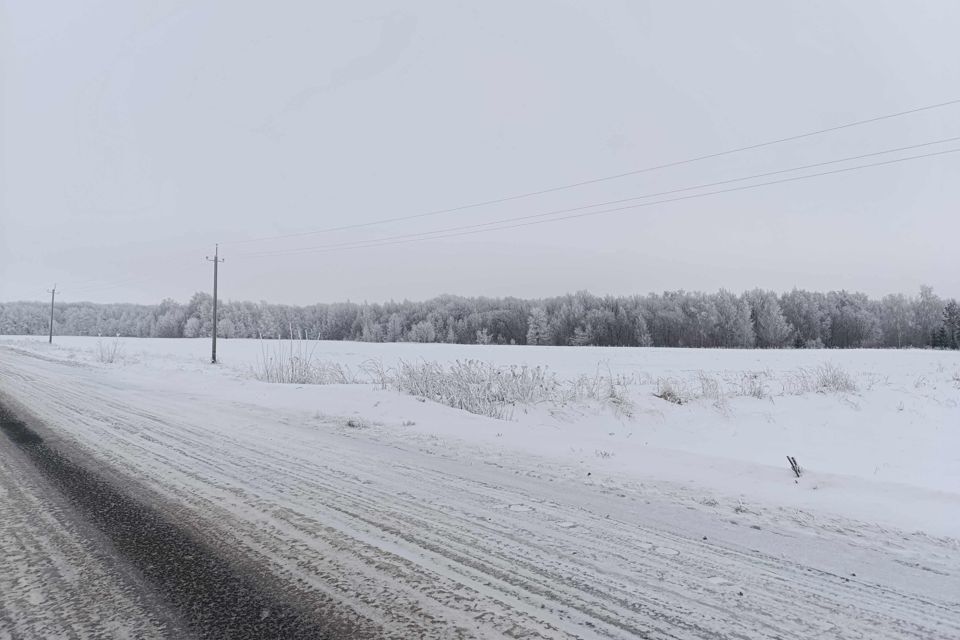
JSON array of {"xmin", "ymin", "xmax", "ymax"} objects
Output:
[{"xmin": 2, "ymin": 1, "xmax": 959, "ymax": 305}]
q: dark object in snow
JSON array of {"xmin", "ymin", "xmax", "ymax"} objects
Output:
[
  {"xmin": 653, "ymin": 390, "xmax": 684, "ymax": 405},
  {"xmin": 787, "ymin": 455, "xmax": 802, "ymax": 478}
]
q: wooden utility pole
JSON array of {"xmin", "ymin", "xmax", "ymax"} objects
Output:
[
  {"xmin": 205, "ymin": 245, "xmax": 224, "ymax": 364},
  {"xmin": 47, "ymin": 284, "xmax": 57, "ymax": 343}
]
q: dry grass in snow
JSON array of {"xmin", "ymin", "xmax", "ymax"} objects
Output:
[
  {"xmin": 251, "ymin": 337, "xmax": 865, "ymax": 420},
  {"xmin": 254, "ymin": 341, "xmax": 635, "ymax": 420}
]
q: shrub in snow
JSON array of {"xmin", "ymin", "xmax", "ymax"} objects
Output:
[
  {"xmin": 391, "ymin": 359, "xmax": 633, "ymax": 420},
  {"xmin": 780, "ymin": 364, "xmax": 858, "ymax": 395},
  {"xmin": 813, "ymin": 363, "xmax": 858, "ymax": 393},
  {"xmin": 654, "ymin": 378, "xmax": 689, "ymax": 405},
  {"xmin": 695, "ymin": 372, "xmax": 729, "ymax": 412},
  {"xmin": 252, "ymin": 336, "xmax": 361, "ymax": 384},
  {"xmin": 96, "ymin": 336, "xmax": 124, "ymax": 364},
  {"xmin": 564, "ymin": 366, "xmax": 635, "ymax": 417},
  {"xmin": 250, "ymin": 339, "xmax": 634, "ymax": 419},
  {"xmin": 735, "ymin": 371, "xmax": 770, "ymax": 399},
  {"xmin": 665, "ymin": 365, "xmax": 855, "ymax": 409},
  {"xmin": 392, "ymin": 359, "xmax": 552, "ymax": 420}
]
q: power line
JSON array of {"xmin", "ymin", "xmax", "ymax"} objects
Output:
[
  {"xmin": 237, "ymin": 145, "xmax": 960, "ymax": 258},
  {"xmin": 43, "ymin": 98, "xmax": 960, "ymax": 301},
  {"xmin": 238, "ymin": 141, "xmax": 960, "ymax": 258},
  {"xmin": 238, "ymin": 135, "xmax": 960, "ymax": 257},
  {"xmin": 222, "ymin": 97, "xmax": 960, "ymax": 246}
]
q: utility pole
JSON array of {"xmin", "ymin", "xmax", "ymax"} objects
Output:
[
  {"xmin": 205, "ymin": 245, "xmax": 225, "ymax": 364},
  {"xmin": 47, "ymin": 284, "xmax": 57, "ymax": 343}
]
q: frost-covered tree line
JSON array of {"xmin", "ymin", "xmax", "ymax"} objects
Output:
[{"xmin": 2, "ymin": 286, "xmax": 958, "ymax": 349}]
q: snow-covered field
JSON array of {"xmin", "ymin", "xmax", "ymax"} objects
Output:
[
  {"xmin": 2, "ymin": 335, "xmax": 959, "ymax": 638},
  {"xmin": 4, "ymin": 335, "xmax": 958, "ymax": 537}
]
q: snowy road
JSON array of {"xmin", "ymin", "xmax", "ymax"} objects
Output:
[
  {"xmin": 1, "ymin": 345, "xmax": 959, "ymax": 639},
  {"xmin": 0, "ymin": 409, "xmax": 179, "ymax": 639},
  {"xmin": 0, "ymin": 404, "xmax": 365, "ymax": 639}
]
